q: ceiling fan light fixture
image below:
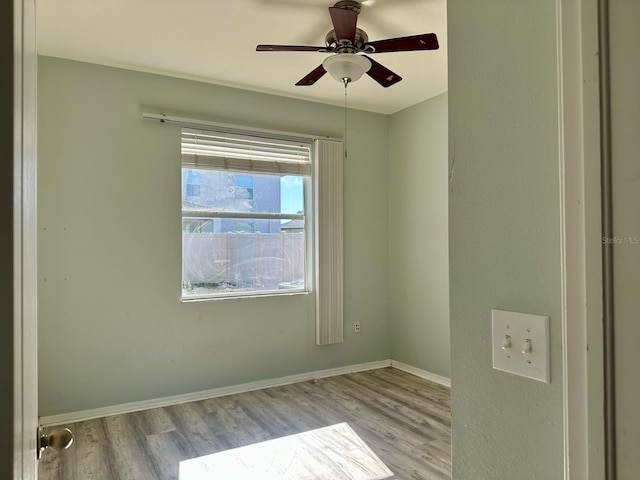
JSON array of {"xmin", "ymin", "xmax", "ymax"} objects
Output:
[{"xmin": 322, "ymin": 53, "xmax": 371, "ymax": 83}]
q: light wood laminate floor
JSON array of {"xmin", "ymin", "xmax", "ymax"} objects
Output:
[{"xmin": 39, "ymin": 368, "xmax": 451, "ymax": 480}]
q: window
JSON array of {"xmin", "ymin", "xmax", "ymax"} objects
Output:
[
  {"xmin": 181, "ymin": 127, "xmax": 312, "ymax": 300},
  {"xmin": 233, "ymin": 222, "xmax": 255, "ymax": 233},
  {"xmin": 234, "ymin": 175, "xmax": 253, "ymax": 200},
  {"xmin": 182, "ymin": 219, "xmax": 212, "ymax": 233},
  {"xmin": 186, "ymin": 184, "xmax": 200, "ymax": 197},
  {"xmin": 184, "ymin": 170, "xmax": 201, "ymax": 197}
]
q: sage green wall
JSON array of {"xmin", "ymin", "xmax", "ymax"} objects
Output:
[
  {"xmin": 388, "ymin": 93, "xmax": 450, "ymax": 377},
  {"xmin": 38, "ymin": 57, "xmax": 390, "ymax": 416},
  {"xmin": 448, "ymin": 1, "xmax": 564, "ymax": 479}
]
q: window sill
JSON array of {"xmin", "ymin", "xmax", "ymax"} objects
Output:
[{"xmin": 181, "ymin": 289, "xmax": 310, "ymax": 303}]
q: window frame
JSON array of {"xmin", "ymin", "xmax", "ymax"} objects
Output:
[{"xmin": 180, "ymin": 127, "xmax": 314, "ymax": 302}]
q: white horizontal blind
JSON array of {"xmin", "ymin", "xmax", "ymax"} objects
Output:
[
  {"xmin": 314, "ymin": 139, "xmax": 344, "ymax": 346},
  {"xmin": 182, "ymin": 128, "xmax": 311, "ymax": 176}
]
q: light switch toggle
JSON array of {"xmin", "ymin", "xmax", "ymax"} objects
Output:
[
  {"xmin": 522, "ymin": 339, "xmax": 532, "ymax": 355},
  {"xmin": 502, "ymin": 335, "xmax": 512, "ymax": 350}
]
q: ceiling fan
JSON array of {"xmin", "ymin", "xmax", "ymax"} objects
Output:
[{"xmin": 256, "ymin": 0, "xmax": 439, "ymax": 88}]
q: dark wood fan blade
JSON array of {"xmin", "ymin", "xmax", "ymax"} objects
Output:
[
  {"xmin": 365, "ymin": 33, "xmax": 439, "ymax": 53},
  {"xmin": 295, "ymin": 65, "xmax": 327, "ymax": 86},
  {"xmin": 257, "ymin": 45, "xmax": 329, "ymax": 52},
  {"xmin": 329, "ymin": 7, "xmax": 358, "ymax": 43},
  {"xmin": 363, "ymin": 56, "xmax": 402, "ymax": 87}
]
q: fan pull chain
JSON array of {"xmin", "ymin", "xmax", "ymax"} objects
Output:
[{"xmin": 343, "ymin": 79, "xmax": 348, "ymax": 159}]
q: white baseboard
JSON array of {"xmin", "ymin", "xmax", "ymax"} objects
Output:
[
  {"xmin": 39, "ymin": 359, "xmax": 392, "ymax": 427},
  {"xmin": 40, "ymin": 359, "xmax": 450, "ymax": 426},
  {"xmin": 390, "ymin": 360, "xmax": 451, "ymax": 388}
]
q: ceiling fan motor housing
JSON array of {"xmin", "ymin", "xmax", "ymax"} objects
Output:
[
  {"xmin": 325, "ymin": 28, "xmax": 371, "ymax": 53},
  {"xmin": 333, "ymin": 0, "xmax": 362, "ymax": 13}
]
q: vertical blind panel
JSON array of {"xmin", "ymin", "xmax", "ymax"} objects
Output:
[
  {"xmin": 182, "ymin": 127, "xmax": 311, "ymax": 176},
  {"xmin": 314, "ymin": 139, "xmax": 344, "ymax": 346}
]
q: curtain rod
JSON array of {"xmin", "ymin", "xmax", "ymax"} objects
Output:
[{"xmin": 141, "ymin": 112, "xmax": 342, "ymax": 143}]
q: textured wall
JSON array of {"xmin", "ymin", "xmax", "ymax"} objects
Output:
[
  {"xmin": 389, "ymin": 93, "xmax": 450, "ymax": 377},
  {"xmin": 447, "ymin": 0, "xmax": 564, "ymax": 478},
  {"xmin": 38, "ymin": 57, "xmax": 391, "ymax": 416}
]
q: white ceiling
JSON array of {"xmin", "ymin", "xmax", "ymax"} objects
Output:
[{"xmin": 37, "ymin": 0, "xmax": 447, "ymax": 115}]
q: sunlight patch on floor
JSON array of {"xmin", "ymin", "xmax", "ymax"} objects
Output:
[{"xmin": 179, "ymin": 422, "xmax": 394, "ymax": 480}]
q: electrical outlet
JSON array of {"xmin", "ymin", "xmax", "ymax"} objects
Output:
[{"xmin": 354, "ymin": 322, "xmax": 361, "ymax": 333}]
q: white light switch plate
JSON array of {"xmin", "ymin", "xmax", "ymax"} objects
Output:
[{"xmin": 492, "ymin": 309, "xmax": 550, "ymax": 383}]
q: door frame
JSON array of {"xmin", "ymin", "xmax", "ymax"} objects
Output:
[
  {"xmin": 12, "ymin": 0, "xmax": 38, "ymax": 477},
  {"xmin": 558, "ymin": 0, "xmax": 606, "ymax": 478},
  {"xmin": 2, "ymin": 0, "xmax": 19, "ymax": 478}
]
